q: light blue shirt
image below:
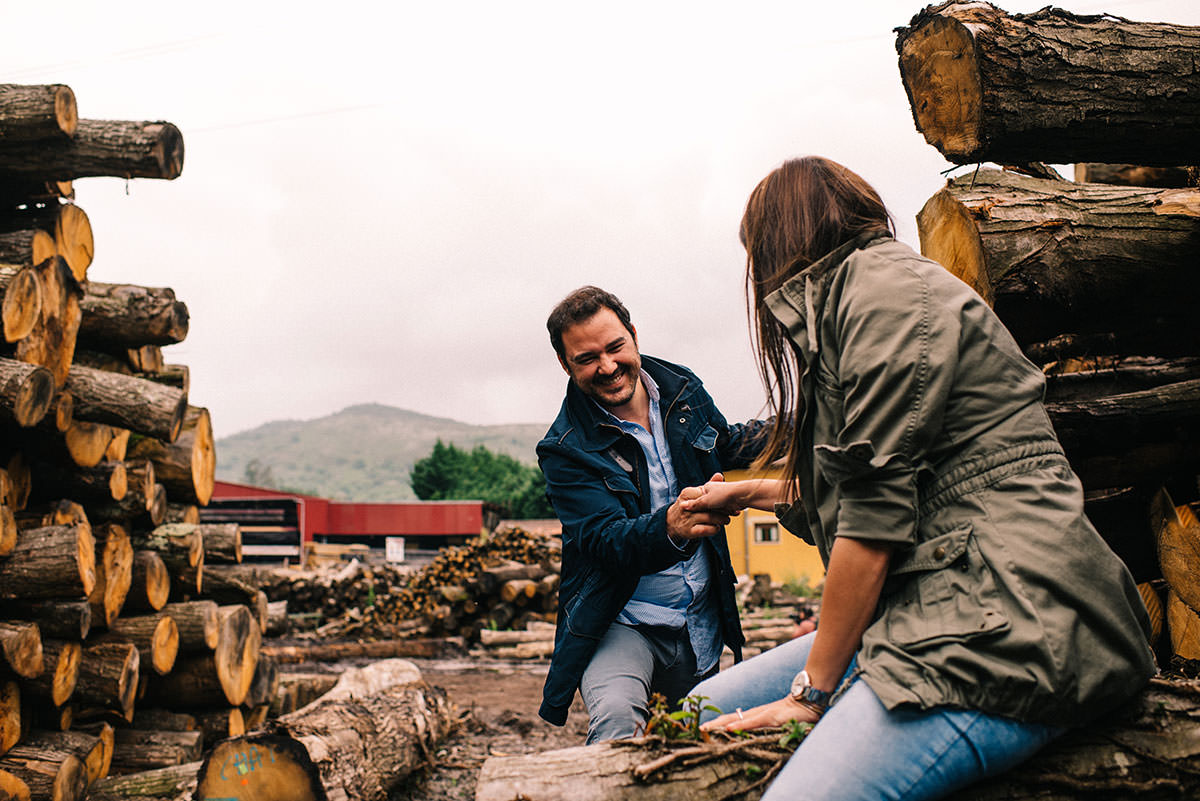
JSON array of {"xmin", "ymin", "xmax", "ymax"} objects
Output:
[{"xmin": 595, "ymin": 370, "xmax": 721, "ymax": 674}]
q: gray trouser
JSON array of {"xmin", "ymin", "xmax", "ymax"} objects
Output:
[{"xmin": 579, "ymin": 622, "xmax": 715, "ymax": 744}]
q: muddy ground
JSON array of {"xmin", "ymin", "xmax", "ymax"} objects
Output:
[{"xmin": 387, "ymin": 657, "xmax": 589, "ymax": 801}]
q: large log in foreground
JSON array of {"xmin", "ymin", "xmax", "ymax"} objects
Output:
[
  {"xmin": 127, "ymin": 406, "xmax": 214, "ymax": 505},
  {"xmin": 476, "ymin": 679, "xmax": 1200, "ymax": 801},
  {"xmin": 0, "ymin": 524, "xmax": 95, "ymax": 601},
  {"xmin": 0, "ymin": 84, "xmax": 77, "ymax": 141},
  {"xmin": 0, "ymin": 119, "xmax": 184, "ymax": 180},
  {"xmin": 917, "ymin": 169, "xmax": 1200, "ymax": 349},
  {"xmin": 195, "ymin": 659, "xmax": 454, "ymax": 801},
  {"xmin": 0, "ymin": 357, "xmax": 53, "ymax": 427},
  {"xmin": 895, "ymin": 2, "xmax": 1200, "ymax": 165}
]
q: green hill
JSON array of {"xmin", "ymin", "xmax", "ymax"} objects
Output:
[{"xmin": 214, "ymin": 404, "xmax": 549, "ymax": 501}]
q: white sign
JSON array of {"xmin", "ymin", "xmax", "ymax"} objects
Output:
[{"xmin": 385, "ymin": 537, "xmax": 406, "ymax": 563}]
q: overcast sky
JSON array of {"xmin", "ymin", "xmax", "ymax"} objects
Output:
[{"xmin": 2, "ymin": 0, "xmax": 1197, "ymax": 439}]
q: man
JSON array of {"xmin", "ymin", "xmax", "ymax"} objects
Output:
[{"xmin": 537, "ymin": 285, "xmax": 766, "ymax": 742}]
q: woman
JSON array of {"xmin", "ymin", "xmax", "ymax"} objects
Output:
[{"xmin": 683, "ymin": 157, "xmax": 1155, "ymax": 801}]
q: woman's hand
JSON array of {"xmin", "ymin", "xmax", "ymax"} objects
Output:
[
  {"xmin": 679, "ymin": 474, "xmax": 748, "ymax": 516},
  {"xmin": 702, "ymin": 695, "xmax": 821, "ymax": 732}
]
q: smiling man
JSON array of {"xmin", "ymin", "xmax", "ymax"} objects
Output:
[{"xmin": 536, "ymin": 285, "xmax": 767, "ymax": 742}]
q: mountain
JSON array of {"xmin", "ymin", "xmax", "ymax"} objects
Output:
[{"xmin": 214, "ymin": 403, "xmax": 549, "ymax": 502}]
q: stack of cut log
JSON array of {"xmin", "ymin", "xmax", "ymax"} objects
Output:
[
  {"xmin": 889, "ymin": 5, "xmax": 1200, "ymax": 797},
  {"xmin": 360, "ymin": 526, "xmax": 562, "ymax": 641},
  {"xmin": 0, "ymin": 83, "xmax": 242, "ymax": 799}
]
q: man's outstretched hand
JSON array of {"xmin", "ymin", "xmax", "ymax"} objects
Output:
[{"xmin": 667, "ymin": 473, "xmax": 730, "ymax": 541}]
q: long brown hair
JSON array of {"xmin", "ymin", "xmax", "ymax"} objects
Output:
[{"xmin": 742, "ymin": 157, "xmax": 893, "ymax": 495}]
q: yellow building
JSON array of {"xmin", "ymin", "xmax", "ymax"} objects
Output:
[{"xmin": 721, "ymin": 469, "xmax": 826, "ymax": 590}]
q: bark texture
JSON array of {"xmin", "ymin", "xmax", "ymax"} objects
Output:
[{"xmin": 0, "ymin": 119, "xmax": 183, "ymax": 180}]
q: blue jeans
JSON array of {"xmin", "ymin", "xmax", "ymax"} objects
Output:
[
  {"xmin": 580, "ymin": 622, "xmax": 715, "ymax": 744},
  {"xmin": 691, "ymin": 632, "xmax": 1064, "ymax": 801}
]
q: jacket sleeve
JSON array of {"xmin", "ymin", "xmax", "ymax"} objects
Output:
[
  {"xmin": 538, "ymin": 442, "xmax": 696, "ymax": 575},
  {"xmin": 816, "ymin": 255, "xmax": 962, "ymax": 547}
]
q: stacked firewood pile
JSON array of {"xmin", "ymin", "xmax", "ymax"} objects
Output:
[
  {"xmin": 889, "ymin": 5, "xmax": 1200, "ymax": 798},
  {"xmin": 0, "ymin": 83, "xmax": 247, "ymax": 800},
  {"xmin": 346, "ymin": 526, "xmax": 562, "ymax": 641}
]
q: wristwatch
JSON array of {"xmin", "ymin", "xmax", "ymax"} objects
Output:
[{"xmin": 789, "ymin": 670, "xmax": 832, "ymax": 714}]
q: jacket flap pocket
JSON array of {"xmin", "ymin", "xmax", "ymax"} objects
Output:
[
  {"xmin": 889, "ymin": 526, "xmax": 970, "ymax": 576},
  {"xmin": 691, "ymin": 424, "xmax": 718, "ymax": 452}
]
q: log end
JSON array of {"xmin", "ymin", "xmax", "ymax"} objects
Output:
[
  {"xmin": 76, "ymin": 522, "xmax": 97, "ymax": 598},
  {"xmin": 150, "ymin": 122, "xmax": 185, "ymax": 180},
  {"xmin": 1, "ymin": 267, "xmax": 41, "ymax": 343},
  {"xmin": 0, "ymin": 768, "xmax": 29, "ymax": 801},
  {"xmin": 0, "ymin": 506, "xmax": 15, "ymax": 557},
  {"xmin": 197, "ymin": 734, "xmax": 324, "ymax": 801},
  {"xmin": 152, "ymin": 615, "xmax": 179, "ymax": 675},
  {"xmin": 190, "ymin": 408, "xmax": 215, "ymax": 506},
  {"xmin": 11, "ymin": 364, "xmax": 54, "ymax": 428},
  {"xmin": 916, "ymin": 188, "xmax": 992, "ymax": 303},
  {"xmin": 53, "ymin": 85, "xmax": 78, "ymax": 138},
  {"xmin": 51, "ymin": 641, "xmax": 82, "ymax": 708},
  {"xmin": 55, "ymin": 204, "xmax": 93, "ymax": 283},
  {"xmin": 897, "ymin": 13, "xmax": 983, "ymax": 162}
]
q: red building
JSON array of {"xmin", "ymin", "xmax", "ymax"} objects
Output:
[{"xmin": 206, "ymin": 480, "xmax": 485, "ymax": 559}]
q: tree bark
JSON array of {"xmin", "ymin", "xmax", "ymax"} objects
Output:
[
  {"xmin": 0, "ymin": 744, "xmax": 85, "ymax": 801},
  {"xmin": 895, "ymin": 2, "xmax": 1200, "ymax": 165},
  {"xmin": 0, "ymin": 84, "xmax": 77, "ymax": 140},
  {"xmin": 77, "ymin": 282, "xmax": 188, "ymax": 349},
  {"xmin": 260, "ymin": 637, "xmax": 452, "ymax": 664},
  {"xmin": 82, "ymin": 760, "xmax": 198, "ymax": 801},
  {"xmin": 1044, "ymin": 356, "xmax": 1200, "ymax": 403},
  {"xmin": 64, "ymin": 364, "xmax": 185, "ymax": 443},
  {"xmin": 126, "ymin": 407, "xmax": 214, "ymax": 505},
  {"xmin": 1075, "ymin": 163, "xmax": 1197, "ymax": 188},
  {"xmin": 196, "ymin": 658, "xmax": 453, "ymax": 801},
  {"xmin": 122, "ymin": 550, "xmax": 169, "ymax": 614},
  {"xmin": 0, "ymin": 621, "xmax": 41, "ymax": 679},
  {"xmin": 7, "ymin": 601, "xmax": 90, "ymax": 640},
  {"xmin": 109, "ymin": 729, "xmax": 201, "ymax": 774},
  {"xmin": 23, "ymin": 639, "xmax": 81, "ymax": 708},
  {"xmin": 0, "ymin": 119, "xmax": 183, "ymax": 180},
  {"xmin": 0, "ymin": 524, "xmax": 95, "ymax": 601},
  {"xmin": 130, "ymin": 523, "xmax": 202, "ymax": 579},
  {"xmin": 0, "ymin": 265, "xmax": 41, "ymax": 344},
  {"xmin": 916, "ymin": 169, "xmax": 1200, "ymax": 349},
  {"xmin": 161, "ymin": 600, "xmax": 218, "ymax": 652},
  {"xmin": 74, "ymin": 641, "xmax": 138, "ymax": 722}
]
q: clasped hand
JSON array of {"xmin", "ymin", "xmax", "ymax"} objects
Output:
[{"xmin": 666, "ymin": 473, "xmax": 744, "ymax": 541}]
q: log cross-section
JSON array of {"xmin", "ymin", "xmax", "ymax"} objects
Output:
[{"xmin": 0, "ymin": 357, "xmax": 53, "ymax": 427}]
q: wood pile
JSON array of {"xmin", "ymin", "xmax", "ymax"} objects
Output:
[{"xmin": 0, "ymin": 83, "xmax": 241, "ymax": 800}]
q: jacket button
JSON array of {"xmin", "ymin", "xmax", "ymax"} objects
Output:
[
  {"xmin": 933, "ymin": 546, "xmax": 946, "ymax": 560},
  {"xmin": 679, "ymin": 417, "xmax": 687, "ymax": 424}
]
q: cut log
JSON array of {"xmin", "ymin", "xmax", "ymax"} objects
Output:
[
  {"xmin": 121, "ymin": 459, "xmax": 155, "ymax": 513},
  {"xmin": 31, "ymin": 459, "xmax": 126, "ymax": 505},
  {"xmin": 64, "ymin": 364, "xmax": 185, "ymax": 442},
  {"xmin": 895, "ymin": 3, "xmax": 1200, "ymax": 165},
  {"xmin": 0, "ymin": 680, "xmax": 16, "ymax": 757},
  {"xmin": 90, "ymin": 481, "xmax": 166, "ymax": 529},
  {"xmin": 104, "ymin": 614, "xmax": 178, "ymax": 676},
  {"xmin": 81, "ymin": 761, "xmax": 198, "ymax": 801},
  {"xmin": 163, "ymin": 503, "xmax": 198, "ymax": 525},
  {"xmin": 109, "ymin": 729, "xmax": 201, "ymax": 774},
  {"xmin": 104, "ymin": 429, "xmax": 130, "ymax": 463},
  {"xmin": 200, "ymin": 523, "xmax": 242, "ymax": 564},
  {"xmin": 16, "ymin": 729, "xmax": 107, "ymax": 785},
  {"xmin": 130, "ymin": 523, "xmax": 202, "ymax": 576},
  {"xmin": 1046, "ymin": 379, "xmax": 1200, "ymax": 489},
  {"xmin": 265, "ymin": 600, "xmax": 288, "ymax": 637},
  {"xmin": 0, "ymin": 119, "xmax": 184, "ymax": 180},
  {"xmin": 78, "ymin": 283, "xmax": 187, "ymax": 348},
  {"xmin": 0, "ymin": 231, "xmax": 53, "ymax": 276},
  {"xmin": 144, "ymin": 604, "xmax": 259, "ymax": 706},
  {"xmin": 161, "ymin": 600, "xmax": 218, "ymax": 653},
  {"xmin": 10, "ymin": 256, "xmax": 81, "ymax": 387},
  {"xmin": 0, "ymin": 265, "xmax": 41, "ymax": 344},
  {"xmin": 916, "ymin": 169, "xmax": 1200, "ymax": 349},
  {"xmin": 0, "ymin": 524, "xmax": 95, "ymax": 600},
  {"xmin": 63, "ymin": 420, "xmax": 113, "ymax": 468},
  {"xmin": 0, "ymin": 84, "xmax": 77, "ymax": 140},
  {"xmin": 122, "ymin": 551, "xmax": 169, "ymax": 614},
  {"xmin": 0, "ymin": 356, "xmax": 53, "ymax": 427},
  {"xmin": 153, "ymin": 364, "xmax": 188, "ymax": 395},
  {"xmin": 200, "ymin": 565, "xmax": 266, "ymax": 627},
  {"xmin": 0, "ymin": 744, "xmax": 85, "ymax": 801},
  {"xmin": 74, "ymin": 641, "xmax": 138, "ymax": 722},
  {"xmin": 261, "ymin": 637, "xmax": 451, "ymax": 664},
  {"xmin": 196, "ymin": 659, "xmax": 453, "ymax": 801},
  {"xmin": 6, "ymin": 601, "xmax": 90, "ymax": 640},
  {"xmin": 1152, "ymin": 488, "xmax": 1200, "ymax": 615},
  {"xmin": 44, "ymin": 389, "xmax": 72, "ymax": 433},
  {"xmin": 0, "ymin": 621, "xmax": 41, "ymax": 679},
  {"xmin": 126, "ymin": 407, "xmax": 214, "ymax": 505},
  {"xmin": 1043, "ymin": 356, "xmax": 1200, "ymax": 403},
  {"xmin": 1075, "ymin": 163, "xmax": 1196, "ymax": 188},
  {"xmin": 0, "ymin": 204, "xmax": 92, "ymax": 283},
  {"xmin": 24, "ymin": 640, "xmax": 81, "ymax": 707},
  {"xmin": 123, "ymin": 345, "xmax": 161, "ymax": 374}
]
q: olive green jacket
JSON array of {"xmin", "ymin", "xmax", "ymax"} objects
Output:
[{"xmin": 769, "ymin": 232, "xmax": 1155, "ymax": 725}]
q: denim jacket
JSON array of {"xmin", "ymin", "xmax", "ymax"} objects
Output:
[
  {"xmin": 768, "ymin": 232, "xmax": 1155, "ymax": 725},
  {"xmin": 536, "ymin": 355, "xmax": 764, "ymax": 725}
]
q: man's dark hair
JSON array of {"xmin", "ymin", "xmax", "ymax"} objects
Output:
[{"xmin": 547, "ymin": 286, "xmax": 635, "ymax": 360}]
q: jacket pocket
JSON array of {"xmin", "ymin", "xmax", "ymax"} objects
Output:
[
  {"xmin": 564, "ymin": 571, "xmax": 609, "ymax": 640},
  {"xmin": 691, "ymin": 424, "xmax": 718, "ymax": 453},
  {"xmin": 882, "ymin": 524, "xmax": 1010, "ymax": 648}
]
